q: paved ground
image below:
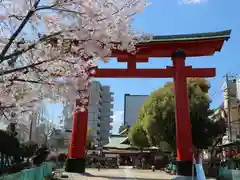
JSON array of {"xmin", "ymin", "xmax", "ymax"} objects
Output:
[
  {"xmin": 59, "ymin": 167, "xmax": 216, "ymax": 180},
  {"xmin": 59, "ymin": 167, "xmax": 178, "ymax": 180}
]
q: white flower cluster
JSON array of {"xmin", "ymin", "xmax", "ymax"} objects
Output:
[{"xmin": 0, "ymin": 0, "xmax": 149, "ymax": 122}]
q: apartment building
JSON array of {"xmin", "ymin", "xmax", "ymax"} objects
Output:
[
  {"xmin": 88, "ymin": 81, "xmax": 102, "ymax": 145},
  {"xmin": 62, "ymin": 81, "xmax": 114, "ymax": 147},
  {"xmin": 99, "ymin": 86, "xmax": 114, "ymax": 145}
]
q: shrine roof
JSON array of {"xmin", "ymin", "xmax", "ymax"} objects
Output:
[
  {"xmin": 104, "ymin": 135, "xmax": 133, "ymax": 149},
  {"xmin": 138, "ymin": 30, "xmax": 231, "ymax": 44}
]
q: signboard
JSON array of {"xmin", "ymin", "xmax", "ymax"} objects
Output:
[
  {"xmin": 155, "ymin": 156, "xmax": 163, "ymax": 160},
  {"xmin": 105, "ymin": 154, "xmax": 118, "ymax": 158}
]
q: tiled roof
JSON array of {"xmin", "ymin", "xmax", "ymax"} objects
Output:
[
  {"xmin": 138, "ymin": 30, "xmax": 231, "ymax": 44},
  {"xmin": 104, "ymin": 136, "xmax": 134, "ymax": 149},
  {"xmin": 119, "ymin": 128, "xmax": 128, "ymax": 135},
  {"xmin": 104, "ymin": 135, "xmax": 172, "ymax": 151}
]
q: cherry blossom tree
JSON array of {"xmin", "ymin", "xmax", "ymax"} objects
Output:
[{"xmin": 0, "ymin": 0, "xmax": 150, "ymax": 122}]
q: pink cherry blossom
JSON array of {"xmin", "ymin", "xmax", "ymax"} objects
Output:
[{"xmin": 0, "ymin": 0, "xmax": 151, "ymax": 122}]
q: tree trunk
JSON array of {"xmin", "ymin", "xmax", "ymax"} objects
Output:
[
  {"xmin": 209, "ymin": 136, "xmax": 223, "ymax": 166},
  {"xmin": 44, "ymin": 134, "xmax": 48, "ymax": 147},
  {"xmin": 5, "ymin": 155, "xmax": 9, "ymax": 167},
  {"xmin": 0, "ymin": 153, "xmax": 4, "ymax": 171},
  {"xmin": 206, "ymin": 136, "xmax": 223, "ymax": 176}
]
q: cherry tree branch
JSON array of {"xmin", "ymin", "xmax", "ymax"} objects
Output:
[
  {"xmin": 1, "ymin": 31, "xmax": 63, "ymax": 62},
  {"xmin": 9, "ymin": 15, "xmax": 25, "ymax": 21},
  {"xmin": 0, "ymin": 58, "xmax": 56, "ymax": 76},
  {"xmin": 0, "ymin": 0, "xmax": 41, "ymax": 62},
  {"xmin": 9, "ymin": 77, "xmax": 54, "ymax": 85},
  {"xmin": 0, "ymin": 105, "xmax": 15, "ymax": 110},
  {"xmin": 35, "ymin": 4, "xmax": 57, "ymax": 11},
  {"xmin": 3, "ymin": 112, "xmax": 9, "ymax": 120},
  {"xmin": 0, "ymin": 31, "xmax": 90, "ymax": 63},
  {"xmin": 37, "ymin": 6, "xmax": 85, "ymax": 16}
]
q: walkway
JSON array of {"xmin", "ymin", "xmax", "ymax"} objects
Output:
[
  {"xmin": 57, "ymin": 167, "xmax": 217, "ymax": 179},
  {"xmin": 58, "ymin": 166, "xmax": 176, "ymax": 180}
]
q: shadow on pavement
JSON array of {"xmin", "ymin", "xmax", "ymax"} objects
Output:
[{"xmin": 80, "ymin": 172, "xmax": 95, "ymax": 177}]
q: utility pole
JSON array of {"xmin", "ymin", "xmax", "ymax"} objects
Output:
[
  {"xmin": 29, "ymin": 120, "xmax": 32, "ymax": 141},
  {"xmin": 226, "ymin": 74, "xmax": 233, "ymax": 142}
]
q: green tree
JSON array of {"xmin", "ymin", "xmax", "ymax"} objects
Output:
[
  {"xmin": 208, "ymin": 116, "xmax": 226, "ymax": 162},
  {"xmin": 137, "ymin": 78, "xmax": 225, "ymax": 151},
  {"xmin": 128, "ymin": 122, "xmax": 149, "ymax": 149},
  {"xmin": 119, "ymin": 124, "xmax": 129, "ymax": 134}
]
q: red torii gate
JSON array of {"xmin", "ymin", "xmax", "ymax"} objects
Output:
[{"xmin": 65, "ymin": 30, "xmax": 231, "ymax": 177}]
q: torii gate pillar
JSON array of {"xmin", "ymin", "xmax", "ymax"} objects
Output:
[{"xmin": 171, "ymin": 51, "xmax": 194, "ymax": 176}]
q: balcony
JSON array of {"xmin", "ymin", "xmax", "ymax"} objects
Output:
[
  {"xmin": 109, "ymin": 118, "xmax": 113, "ymax": 123},
  {"xmin": 109, "ymin": 110, "xmax": 113, "ymax": 116},
  {"xmin": 97, "ymin": 122, "xmax": 101, "ymax": 127},
  {"xmin": 98, "ymin": 96, "xmax": 102, "ymax": 102},
  {"xmin": 110, "ymin": 102, "xmax": 114, "ymax": 108},
  {"xmin": 109, "ymin": 125, "xmax": 113, "ymax": 130},
  {"xmin": 100, "ymin": 103, "xmax": 114, "ymax": 110},
  {"xmin": 89, "ymin": 94, "xmax": 102, "ymax": 102},
  {"xmin": 100, "ymin": 110, "xmax": 113, "ymax": 117},
  {"xmin": 106, "ymin": 103, "xmax": 114, "ymax": 109},
  {"xmin": 110, "ymin": 96, "xmax": 114, "ymax": 101}
]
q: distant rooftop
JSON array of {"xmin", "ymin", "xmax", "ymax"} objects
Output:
[
  {"xmin": 104, "ymin": 135, "xmax": 134, "ymax": 149},
  {"xmin": 104, "ymin": 134, "xmax": 171, "ymax": 151}
]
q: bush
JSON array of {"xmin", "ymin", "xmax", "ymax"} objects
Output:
[
  {"xmin": 20, "ymin": 141, "xmax": 38, "ymax": 159},
  {"xmin": 0, "ymin": 129, "xmax": 20, "ymax": 156}
]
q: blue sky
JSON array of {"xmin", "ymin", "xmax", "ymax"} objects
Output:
[{"xmin": 49, "ymin": 0, "xmax": 240, "ymax": 133}]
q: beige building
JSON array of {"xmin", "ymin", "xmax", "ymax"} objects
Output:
[
  {"xmin": 222, "ymin": 78, "xmax": 240, "ymax": 141},
  {"xmin": 60, "ymin": 80, "xmax": 113, "ymax": 150}
]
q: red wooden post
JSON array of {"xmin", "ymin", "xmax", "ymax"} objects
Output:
[
  {"xmin": 172, "ymin": 51, "xmax": 193, "ymax": 176},
  {"xmin": 66, "ymin": 101, "xmax": 88, "ymax": 173}
]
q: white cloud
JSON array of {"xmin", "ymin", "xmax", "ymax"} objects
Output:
[
  {"xmin": 179, "ymin": 0, "xmax": 207, "ymax": 4},
  {"xmin": 111, "ymin": 110, "xmax": 124, "ymax": 134}
]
